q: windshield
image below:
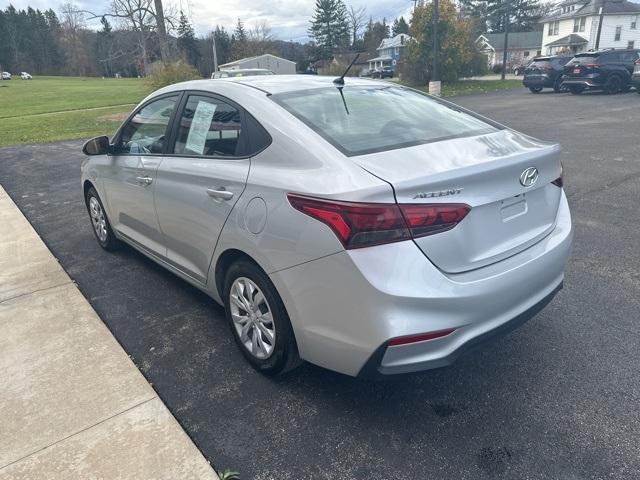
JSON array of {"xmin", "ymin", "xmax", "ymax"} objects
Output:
[{"xmin": 272, "ymin": 86, "xmax": 499, "ymax": 156}]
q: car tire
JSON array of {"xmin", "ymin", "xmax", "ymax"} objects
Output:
[
  {"xmin": 85, "ymin": 186, "xmax": 121, "ymax": 251},
  {"xmin": 529, "ymin": 86, "xmax": 543, "ymax": 93},
  {"xmin": 569, "ymin": 85, "xmax": 585, "ymax": 95},
  {"xmin": 553, "ymin": 78, "xmax": 565, "ymax": 93},
  {"xmin": 604, "ymin": 75, "xmax": 621, "ymax": 94},
  {"xmin": 223, "ymin": 260, "xmax": 301, "ymax": 376}
]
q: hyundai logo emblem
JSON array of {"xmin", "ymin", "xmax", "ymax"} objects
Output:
[{"xmin": 520, "ymin": 167, "xmax": 539, "ymax": 187}]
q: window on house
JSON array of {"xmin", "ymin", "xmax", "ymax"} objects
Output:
[
  {"xmin": 573, "ymin": 17, "xmax": 586, "ymax": 32},
  {"xmin": 628, "ymin": 40, "xmax": 635, "ymax": 49},
  {"xmin": 524, "ymin": 51, "xmax": 530, "ymax": 57},
  {"xmin": 631, "ymin": 16, "xmax": 637, "ymax": 29},
  {"xmin": 549, "ymin": 21, "xmax": 560, "ymax": 35},
  {"xmin": 615, "ymin": 26, "xmax": 622, "ymax": 41}
]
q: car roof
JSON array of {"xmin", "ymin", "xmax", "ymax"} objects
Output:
[{"xmin": 218, "ymin": 74, "xmax": 391, "ymax": 94}]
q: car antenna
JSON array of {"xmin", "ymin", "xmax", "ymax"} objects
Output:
[
  {"xmin": 333, "ymin": 53, "xmax": 360, "ymax": 115},
  {"xmin": 333, "ymin": 53, "xmax": 360, "ymax": 86}
]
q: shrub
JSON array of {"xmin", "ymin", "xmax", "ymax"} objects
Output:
[
  {"xmin": 492, "ymin": 63, "xmax": 504, "ymax": 74},
  {"xmin": 145, "ymin": 61, "xmax": 201, "ymax": 90}
]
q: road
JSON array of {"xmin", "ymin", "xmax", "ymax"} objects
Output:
[{"xmin": 1, "ymin": 87, "xmax": 639, "ymax": 479}]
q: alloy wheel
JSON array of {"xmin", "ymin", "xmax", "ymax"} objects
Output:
[
  {"xmin": 229, "ymin": 277, "xmax": 276, "ymax": 359},
  {"xmin": 89, "ymin": 196, "xmax": 108, "ymax": 242}
]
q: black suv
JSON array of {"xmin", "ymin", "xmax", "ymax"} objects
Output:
[
  {"xmin": 562, "ymin": 49, "xmax": 640, "ymax": 94},
  {"xmin": 523, "ymin": 56, "xmax": 573, "ymax": 93},
  {"xmin": 372, "ymin": 66, "xmax": 394, "ymax": 79}
]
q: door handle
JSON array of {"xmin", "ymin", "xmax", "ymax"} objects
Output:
[
  {"xmin": 206, "ymin": 188, "xmax": 234, "ymax": 201},
  {"xmin": 136, "ymin": 176, "xmax": 153, "ymax": 186}
]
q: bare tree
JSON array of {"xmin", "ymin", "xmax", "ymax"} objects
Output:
[
  {"xmin": 60, "ymin": 3, "xmax": 89, "ymax": 75},
  {"xmin": 249, "ymin": 20, "xmax": 273, "ymax": 43},
  {"xmin": 347, "ymin": 5, "xmax": 366, "ymax": 48},
  {"xmin": 79, "ymin": 0, "xmax": 178, "ymax": 72},
  {"xmin": 153, "ymin": 0, "xmax": 169, "ymax": 61}
]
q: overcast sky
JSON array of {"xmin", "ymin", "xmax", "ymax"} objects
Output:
[{"xmin": 1, "ymin": 0, "xmax": 415, "ymax": 42}]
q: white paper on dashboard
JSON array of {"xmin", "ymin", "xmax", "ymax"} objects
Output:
[{"xmin": 185, "ymin": 101, "xmax": 217, "ymax": 154}]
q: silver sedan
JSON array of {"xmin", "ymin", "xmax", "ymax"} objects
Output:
[{"xmin": 81, "ymin": 76, "xmax": 572, "ymax": 377}]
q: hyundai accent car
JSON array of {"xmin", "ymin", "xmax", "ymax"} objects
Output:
[{"xmin": 81, "ymin": 76, "xmax": 572, "ymax": 377}]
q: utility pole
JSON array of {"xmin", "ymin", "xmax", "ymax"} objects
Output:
[
  {"xmin": 595, "ymin": 0, "xmax": 605, "ymax": 50},
  {"xmin": 429, "ymin": 0, "xmax": 441, "ymax": 96},
  {"xmin": 212, "ymin": 33, "xmax": 219, "ymax": 73},
  {"xmin": 501, "ymin": 0, "xmax": 510, "ymax": 81}
]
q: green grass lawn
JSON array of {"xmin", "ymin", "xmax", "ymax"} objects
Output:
[
  {"xmin": 0, "ymin": 75, "xmax": 524, "ymax": 148},
  {"xmin": 411, "ymin": 79, "xmax": 524, "ymax": 97},
  {"xmin": 0, "ymin": 76, "xmax": 149, "ymax": 147}
]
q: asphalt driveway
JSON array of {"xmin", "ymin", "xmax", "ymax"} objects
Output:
[{"xmin": 1, "ymin": 87, "xmax": 639, "ymax": 479}]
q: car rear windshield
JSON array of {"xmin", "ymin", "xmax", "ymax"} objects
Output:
[
  {"xmin": 272, "ymin": 86, "xmax": 499, "ymax": 156},
  {"xmin": 568, "ymin": 55, "xmax": 599, "ymax": 65},
  {"xmin": 530, "ymin": 60, "xmax": 551, "ymax": 67}
]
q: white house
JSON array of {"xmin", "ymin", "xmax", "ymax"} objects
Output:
[
  {"xmin": 368, "ymin": 34, "xmax": 412, "ymax": 71},
  {"xmin": 476, "ymin": 31, "xmax": 543, "ymax": 68},
  {"xmin": 218, "ymin": 54, "xmax": 296, "ymax": 74},
  {"xmin": 541, "ymin": 0, "xmax": 640, "ymax": 55}
]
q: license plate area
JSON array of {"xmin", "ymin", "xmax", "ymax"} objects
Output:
[
  {"xmin": 501, "ymin": 194, "xmax": 527, "ymax": 221},
  {"xmin": 573, "ymin": 68, "xmax": 581, "ymax": 74}
]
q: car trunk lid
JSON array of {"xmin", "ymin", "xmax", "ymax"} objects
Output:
[{"xmin": 351, "ymin": 130, "xmax": 562, "ymax": 273}]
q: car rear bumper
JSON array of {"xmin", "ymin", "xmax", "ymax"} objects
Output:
[
  {"xmin": 562, "ymin": 77, "xmax": 602, "ymax": 88},
  {"xmin": 270, "ymin": 191, "xmax": 572, "ymax": 377},
  {"xmin": 523, "ymin": 77, "xmax": 554, "ymax": 88}
]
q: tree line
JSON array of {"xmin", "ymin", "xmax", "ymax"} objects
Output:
[{"xmin": 0, "ymin": 0, "xmax": 546, "ymax": 81}]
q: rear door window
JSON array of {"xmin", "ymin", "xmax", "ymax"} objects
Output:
[{"xmin": 172, "ymin": 95, "xmax": 244, "ymax": 157}]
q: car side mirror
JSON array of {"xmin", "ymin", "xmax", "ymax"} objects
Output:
[{"xmin": 82, "ymin": 135, "xmax": 111, "ymax": 156}]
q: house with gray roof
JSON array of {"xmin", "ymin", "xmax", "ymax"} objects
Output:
[
  {"xmin": 541, "ymin": 0, "xmax": 640, "ymax": 54},
  {"xmin": 476, "ymin": 31, "xmax": 543, "ymax": 69},
  {"xmin": 368, "ymin": 34, "xmax": 412, "ymax": 72}
]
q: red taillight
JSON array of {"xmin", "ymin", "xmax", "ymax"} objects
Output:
[
  {"xmin": 287, "ymin": 194, "xmax": 470, "ymax": 249},
  {"xmin": 388, "ymin": 328, "xmax": 456, "ymax": 346},
  {"xmin": 585, "ymin": 63, "xmax": 602, "ymax": 69}
]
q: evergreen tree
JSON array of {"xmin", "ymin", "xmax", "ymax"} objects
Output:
[
  {"xmin": 363, "ymin": 17, "xmax": 390, "ymax": 52},
  {"xmin": 232, "ymin": 17, "xmax": 248, "ymax": 59},
  {"xmin": 177, "ymin": 10, "xmax": 200, "ymax": 66},
  {"xmin": 463, "ymin": 0, "xmax": 541, "ymax": 33},
  {"xmin": 392, "ymin": 16, "xmax": 410, "ymax": 36},
  {"xmin": 308, "ymin": 0, "xmax": 350, "ymax": 58},
  {"xmin": 96, "ymin": 16, "xmax": 114, "ymax": 76}
]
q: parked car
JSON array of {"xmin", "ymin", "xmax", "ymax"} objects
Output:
[
  {"xmin": 20, "ymin": 72, "xmax": 32, "ymax": 80},
  {"xmin": 212, "ymin": 68, "xmax": 274, "ymax": 79},
  {"xmin": 1, "ymin": 72, "xmax": 11, "ymax": 80},
  {"xmin": 512, "ymin": 62, "xmax": 531, "ymax": 76},
  {"xmin": 631, "ymin": 57, "xmax": 640, "ymax": 93},
  {"xmin": 372, "ymin": 66, "xmax": 394, "ymax": 78},
  {"xmin": 562, "ymin": 49, "xmax": 640, "ymax": 94},
  {"xmin": 80, "ymin": 76, "xmax": 572, "ymax": 377},
  {"xmin": 523, "ymin": 56, "xmax": 573, "ymax": 93}
]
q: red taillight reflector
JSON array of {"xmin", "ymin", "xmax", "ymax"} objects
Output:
[
  {"xmin": 400, "ymin": 204, "xmax": 470, "ymax": 237},
  {"xmin": 287, "ymin": 194, "xmax": 470, "ymax": 249},
  {"xmin": 388, "ymin": 328, "xmax": 456, "ymax": 346},
  {"xmin": 585, "ymin": 64, "xmax": 602, "ymax": 69}
]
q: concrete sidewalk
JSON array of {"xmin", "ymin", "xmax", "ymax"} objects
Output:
[{"xmin": 0, "ymin": 185, "xmax": 218, "ymax": 479}]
